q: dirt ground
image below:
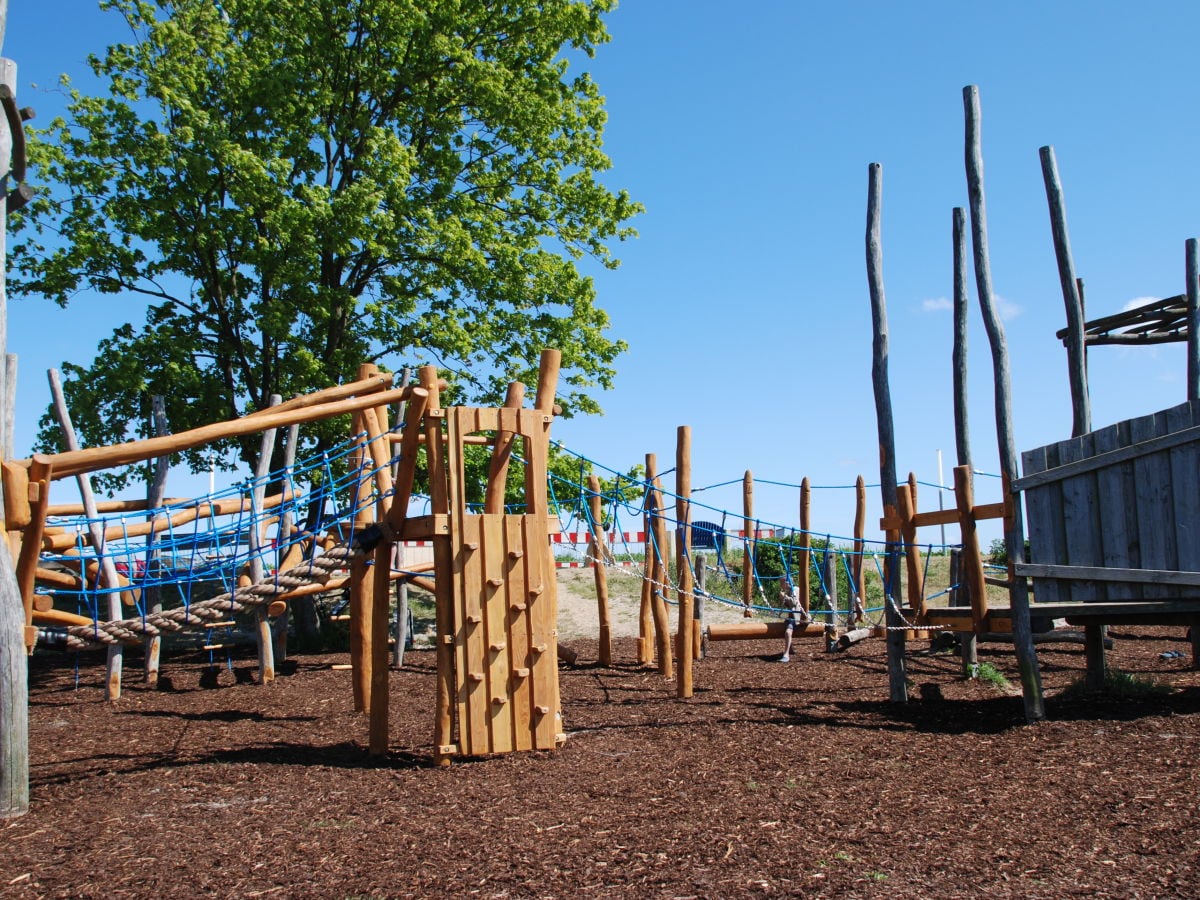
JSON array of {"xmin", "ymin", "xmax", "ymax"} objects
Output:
[{"xmin": 4, "ymin": 574, "xmax": 1200, "ymax": 898}]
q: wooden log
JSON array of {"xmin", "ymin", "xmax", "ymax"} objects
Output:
[
  {"xmin": 587, "ymin": 475, "xmax": 612, "ymax": 666},
  {"xmin": 14, "ymin": 457, "xmax": 51, "ymax": 638},
  {"xmin": 48, "ymin": 368, "xmax": 126, "ymax": 700},
  {"xmin": 391, "ymin": 369, "xmax": 412, "ymax": 670},
  {"xmin": 708, "ymin": 621, "xmax": 829, "ymax": 641},
  {"xmin": 361, "ymin": 374, "xmax": 394, "ymax": 755},
  {"xmin": 823, "ymin": 547, "xmax": 839, "ymax": 653},
  {"xmin": 1, "ymin": 460, "xmax": 28, "ymax": 528},
  {"xmin": 1039, "ymin": 145, "xmax": 1091, "ymax": 436},
  {"xmin": 898, "ymin": 478, "xmax": 924, "ymax": 617},
  {"xmin": 964, "ymin": 84, "xmax": 1044, "ymax": 722},
  {"xmin": 676, "ymin": 426, "xmax": 694, "ymax": 698},
  {"xmin": 865, "ymin": 161, "xmax": 907, "ymax": 703},
  {"xmin": 28, "ymin": 384, "xmax": 424, "ymax": 481},
  {"xmin": 741, "ymin": 470, "xmax": 754, "ymax": 616},
  {"xmin": 837, "ymin": 626, "xmax": 880, "ymax": 651}
]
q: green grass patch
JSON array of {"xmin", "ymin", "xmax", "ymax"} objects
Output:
[{"xmin": 1060, "ymin": 668, "xmax": 1173, "ymax": 700}]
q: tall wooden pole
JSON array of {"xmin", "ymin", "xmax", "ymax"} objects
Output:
[
  {"xmin": 650, "ymin": 474, "xmax": 673, "ymax": 679},
  {"xmin": 587, "ymin": 475, "xmax": 612, "ymax": 666},
  {"xmin": 48, "ymin": 368, "xmax": 127, "ymax": 700},
  {"xmin": 676, "ymin": 426, "xmax": 694, "ymax": 698},
  {"xmin": 248, "ymin": 394, "xmax": 282, "ymax": 685},
  {"xmin": 798, "ymin": 478, "xmax": 811, "ymax": 616},
  {"xmin": 143, "ymin": 397, "xmax": 170, "ymax": 686},
  {"xmin": 1039, "ymin": 145, "xmax": 1091, "ymax": 437},
  {"xmin": 741, "ymin": 470, "xmax": 754, "ymax": 616},
  {"xmin": 852, "ymin": 475, "xmax": 866, "ymax": 622},
  {"xmin": 951, "ymin": 207, "xmax": 978, "ymax": 672},
  {"xmin": 638, "ymin": 453, "xmax": 656, "ymax": 664},
  {"xmin": 866, "ymin": 161, "xmax": 907, "ymax": 703},
  {"xmin": 964, "ymin": 84, "xmax": 1044, "ymax": 722},
  {"xmin": 0, "ymin": 34, "xmax": 29, "ymax": 819},
  {"xmin": 1187, "ymin": 239, "xmax": 1199, "ymax": 403}
]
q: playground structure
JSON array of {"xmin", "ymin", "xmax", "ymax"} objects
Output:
[{"xmin": 7, "ymin": 352, "xmax": 570, "ymax": 763}]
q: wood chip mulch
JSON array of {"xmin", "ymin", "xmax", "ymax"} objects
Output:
[{"xmin": 4, "ymin": 627, "xmax": 1199, "ymax": 898}]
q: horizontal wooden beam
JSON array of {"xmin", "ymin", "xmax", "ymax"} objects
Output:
[
  {"xmin": 1014, "ymin": 562, "xmax": 1200, "ymax": 587},
  {"xmin": 19, "ymin": 386, "xmax": 426, "ymax": 481},
  {"xmin": 706, "ymin": 621, "xmax": 829, "ymax": 641},
  {"xmin": 1012, "ymin": 424, "xmax": 1200, "ymax": 492}
]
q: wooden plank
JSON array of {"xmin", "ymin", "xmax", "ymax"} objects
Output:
[
  {"xmin": 1166, "ymin": 404, "xmax": 1200, "ymax": 586},
  {"xmin": 523, "ymin": 514, "xmax": 558, "ymax": 750},
  {"xmin": 1092, "ymin": 421, "xmax": 1137, "ymax": 602},
  {"xmin": 676, "ymin": 426, "xmax": 694, "ymax": 699},
  {"xmin": 505, "ymin": 515, "xmax": 533, "ymax": 751},
  {"xmin": 1022, "ymin": 444, "xmax": 1063, "ymax": 604},
  {"xmin": 1013, "ymin": 563, "xmax": 1200, "ymax": 587},
  {"xmin": 1058, "ymin": 433, "xmax": 1105, "ymax": 603},
  {"xmin": 481, "ymin": 514, "xmax": 513, "ymax": 755},
  {"xmin": 1012, "ymin": 415, "xmax": 1200, "ymax": 492},
  {"xmin": 1130, "ymin": 410, "xmax": 1178, "ymax": 600}
]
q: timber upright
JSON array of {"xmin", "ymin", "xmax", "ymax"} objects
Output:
[{"xmin": 425, "ymin": 350, "xmax": 565, "ymax": 764}]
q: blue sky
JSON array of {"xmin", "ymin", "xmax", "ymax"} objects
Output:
[{"xmin": 5, "ymin": 2, "xmax": 1199, "ymax": 545}]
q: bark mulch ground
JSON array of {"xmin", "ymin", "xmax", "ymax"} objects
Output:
[{"xmin": 4, "ymin": 627, "xmax": 1199, "ymax": 898}]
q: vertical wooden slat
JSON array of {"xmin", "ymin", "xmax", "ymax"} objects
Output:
[
  {"xmin": 1022, "ymin": 445, "xmax": 1061, "ymax": 604},
  {"xmin": 482, "ymin": 514, "xmax": 513, "ymax": 754},
  {"xmin": 954, "ymin": 465, "xmax": 989, "ymax": 628},
  {"xmin": 1165, "ymin": 404, "xmax": 1200, "ymax": 582},
  {"xmin": 741, "ymin": 470, "xmax": 754, "ymax": 616},
  {"xmin": 1131, "ymin": 411, "xmax": 1177, "ymax": 600},
  {"xmin": 1091, "ymin": 423, "xmax": 1136, "ymax": 602},
  {"xmin": 505, "ymin": 515, "xmax": 532, "ymax": 750},
  {"xmin": 1058, "ymin": 434, "xmax": 1104, "ymax": 603}
]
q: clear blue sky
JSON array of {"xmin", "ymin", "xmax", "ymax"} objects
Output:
[{"xmin": 5, "ymin": 1, "xmax": 1198, "ymax": 545}]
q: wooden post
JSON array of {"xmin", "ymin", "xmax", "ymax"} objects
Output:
[
  {"xmin": 964, "ymin": 85, "xmax": 1044, "ymax": 721},
  {"xmin": 798, "ymin": 478, "xmax": 811, "ymax": 616},
  {"xmin": 866, "ymin": 161, "xmax": 907, "ymax": 702},
  {"xmin": 637, "ymin": 453, "xmax": 656, "ymax": 665},
  {"xmin": 951, "ymin": 207, "xmax": 977, "ymax": 671},
  {"xmin": 676, "ymin": 426, "xmax": 694, "ymax": 698},
  {"xmin": 248, "ymin": 394, "xmax": 282, "ymax": 685},
  {"xmin": 1039, "ymin": 145, "xmax": 1091, "ymax": 436},
  {"xmin": 949, "ymin": 549, "xmax": 978, "ymax": 674},
  {"xmin": 272, "ymin": 422, "xmax": 299, "ymax": 664},
  {"xmin": 484, "ymin": 382, "xmax": 525, "ymax": 514},
  {"xmin": 587, "ymin": 475, "xmax": 612, "ymax": 666},
  {"xmin": 0, "ymin": 51, "xmax": 24, "ymax": 816},
  {"xmin": 953, "ymin": 466, "xmax": 989, "ymax": 629},
  {"xmin": 47, "ymin": 369, "xmax": 128, "ymax": 700},
  {"xmin": 650, "ymin": 475, "xmax": 673, "ymax": 679},
  {"xmin": 348, "ymin": 408, "xmax": 372, "ymax": 713},
  {"xmin": 392, "ymin": 370, "xmax": 412, "ymax": 669},
  {"xmin": 852, "ymin": 476, "xmax": 865, "ymax": 623},
  {"xmin": 424, "ymin": 362, "xmax": 456, "ymax": 763},
  {"xmin": 1187, "ymin": 239, "xmax": 1199, "ymax": 403},
  {"xmin": 823, "ymin": 548, "xmax": 839, "ymax": 652},
  {"xmin": 903, "ymin": 472, "xmax": 926, "ymax": 618},
  {"xmin": 143, "ymin": 397, "xmax": 170, "ymax": 686},
  {"xmin": 741, "ymin": 470, "xmax": 754, "ymax": 616},
  {"xmin": 694, "ymin": 554, "xmax": 706, "ymax": 660}
]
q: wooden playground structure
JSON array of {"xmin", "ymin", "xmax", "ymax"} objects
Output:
[{"xmin": 6, "ymin": 351, "xmax": 568, "ymax": 764}]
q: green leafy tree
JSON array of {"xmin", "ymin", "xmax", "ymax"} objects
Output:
[{"xmin": 13, "ymin": 0, "xmax": 639, "ymax": 485}]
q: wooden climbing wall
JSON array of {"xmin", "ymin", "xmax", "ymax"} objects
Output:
[{"xmin": 435, "ymin": 406, "xmax": 562, "ymax": 756}]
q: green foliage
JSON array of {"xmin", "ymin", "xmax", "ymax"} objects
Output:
[
  {"xmin": 14, "ymin": 0, "xmax": 640, "ymax": 487},
  {"xmin": 972, "ymin": 661, "xmax": 1011, "ymax": 690}
]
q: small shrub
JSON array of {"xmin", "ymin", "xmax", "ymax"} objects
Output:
[{"xmin": 973, "ymin": 662, "xmax": 1010, "ymax": 691}]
